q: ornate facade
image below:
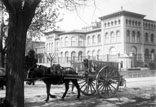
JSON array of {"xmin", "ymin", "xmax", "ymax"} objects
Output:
[{"xmin": 44, "ymin": 10, "xmax": 156, "ymax": 69}]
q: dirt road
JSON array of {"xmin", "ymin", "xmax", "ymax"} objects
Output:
[{"xmin": 0, "ymin": 77, "xmax": 156, "ymax": 107}]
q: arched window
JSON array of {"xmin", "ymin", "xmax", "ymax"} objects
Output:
[
  {"xmin": 87, "ymin": 51, "xmax": 91, "ymax": 59},
  {"xmin": 129, "ymin": 20, "xmax": 131, "ymax": 25},
  {"xmin": 97, "ymin": 50, "xmax": 101, "ymax": 60},
  {"xmin": 151, "ymin": 49, "xmax": 155, "ymax": 54},
  {"xmin": 132, "ymin": 20, "xmax": 134, "ymax": 25},
  {"xmin": 110, "ymin": 31, "xmax": 115, "ymax": 43},
  {"xmin": 118, "ymin": 19, "xmax": 120, "ymax": 24},
  {"xmin": 65, "ymin": 51, "xmax": 69, "ymax": 62},
  {"xmin": 65, "ymin": 37, "xmax": 68, "ymax": 47},
  {"xmin": 126, "ymin": 19, "xmax": 128, "ymax": 24},
  {"xmin": 131, "ymin": 46, "xmax": 137, "ymax": 54},
  {"xmin": 111, "ymin": 21, "xmax": 113, "ymax": 26},
  {"xmin": 92, "ymin": 50, "xmax": 96, "ymax": 60},
  {"xmin": 151, "ymin": 34, "xmax": 154, "ymax": 43},
  {"xmin": 60, "ymin": 52, "xmax": 63, "ymax": 62},
  {"xmin": 87, "ymin": 36, "xmax": 90, "ymax": 45},
  {"xmin": 78, "ymin": 51, "xmax": 83, "ymax": 61},
  {"xmin": 137, "ymin": 31, "xmax": 141, "ymax": 43},
  {"xmin": 78, "ymin": 36, "xmax": 83, "ymax": 46},
  {"xmin": 145, "ymin": 33, "xmax": 148, "ymax": 42},
  {"xmin": 132, "ymin": 31, "xmax": 135, "ymax": 42},
  {"xmin": 71, "ymin": 51, "xmax": 76, "ymax": 61},
  {"xmin": 111, "ymin": 31, "xmax": 114, "ymax": 38},
  {"xmin": 114, "ymin": 20, "xmax": 117, "ymax": 25},
  {"xmin": 105, "ymin": 32, "xmax": 109, "ymax": 43},
  {"xmin": 145, "ymin": 49, "xmax": 149, "ymax": 55},
  {"xmin": 60, "ymin": 52, "xmax": 63, "ymax": 58},
  {"xmin": 116, "ymin": 30, "xmax": 120, "ymax": 42},
  {"xmin": 108, "ymin": 22, "xmax": 110, "ymax": 26},
  {"xmin": 109, "ymin": 47, "xmax": 117, "ymax": 55},
  {"xmin": 92, "ymin": 35, "xmax": 95, "ymax": 44},
  {"xmin": 71, "ymin": 36, "xmax": 76, "ymax": 46},
  {"xmin": 127, "ymin": 30, "xmax": 130, "ymax": 42},
  {"xmin": 97, "ymin": 34, "xmax": 101, "ymax": 43}
]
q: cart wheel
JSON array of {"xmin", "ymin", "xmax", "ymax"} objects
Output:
[
  {"xmin": 96, "ymin": 66, "xmax": 120, "ymax": 98},
  {"xmin": 79, "ymin": 73, "xmax": 96, "ymax": 96}
]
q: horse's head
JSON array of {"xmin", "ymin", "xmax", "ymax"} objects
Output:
[{"xmin": 26, "ymin": 66, "xmax": 38, "ymax": 85}]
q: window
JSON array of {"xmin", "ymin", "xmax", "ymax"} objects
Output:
[
  {"xmin": 114, "ymin": 20, "xmax": 117, "ymax": 25},
  {"xmin": 137, "ymin": 31, "xmax": 141, "ymax": 43},
  {"xmin": 97, "ymin": 34, "xmax": 101, "ymax": 43},
  {"xmin": 145, "ymin": 33, "xmax": 148, "ymax": 42},
  {"xmin": 151, "ymin": 49, "xmax": 155, "ymax": 54},
  {"xmin": 116, "ymin": 30, "xmax": 120, "ymax": 42},
  {"xmin": 151, "ymin": 34, "xmax": 154, "ymax": 43},
  {"xmin": 78, "ymin": 51, "xmax": 83, "ymax": 61},
  {"xmin": 110, "ymin": 31, "xmax": 114, "ymax": 38},
  {"xmin": 92, "ymin": 35, "xmax": 95, "ymax": 44},
  {"xmin": 71, "ymin": 36, "xmax": 76, "ymax": 46},
  {"xmin": 78, "ymin": 37, "xmax": 84, "ymax": 46},
  {"xmin": 105, "ymin": 32, "xmax": 109, "ymax": 39},
  {"xmin": 87, "ymin": 36, "xmax": 90, "ymax": 45},
  {"xmin": 127, "ymin": 30, "xmax": 130, "ymax": 42},
  {"xmin": 111, "ymin": 21, "xmax": 113, "ymax": 26},
  {"xmin": 126, "ymin": 19, "xmax": 128, "ymax": 24},
  {"xmin": 65, "ymin": 51, "xmax": 69, "ymax": 62},
  {"xmin": 118, "ymin": 19, "xmax": 120, "ymax": 24},
  {"xmin": 132, "ymin": 31, "xmax": 135, "ymax": 42},
  {"xmin": 129, "ymin": 20, "xmax": 131, "ymax": 25},
  {"xmin": 92, "ymin": 50, "xmax": 96, "ymax": 60},
  {"xmin": 71, "ymin": 51, "xmax": 76, "ymax": 61},
  {"xmin": 65, "ymin": 37, "xmax": 68, "ymax": 47},
  {"xmin": 87, "ymin": 51, "xmax": 91, "ymax": 59},
  {"xmin": 97, "ymin": 50, "xmax": 101, "ymax": 60}
]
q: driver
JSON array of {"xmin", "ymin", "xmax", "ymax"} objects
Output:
[{"xmin": 24, "ymin": 49, "xmax": 37, "ymax": 83}]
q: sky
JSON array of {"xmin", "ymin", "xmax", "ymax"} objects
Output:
[{"xmin": 57, "ymin": 0, "xmax": 156, "ymax": 31}]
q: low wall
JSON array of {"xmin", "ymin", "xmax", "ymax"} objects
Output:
[{"xmin": 120, "ymin": 69, "xmax": 156, "ymax": 78}]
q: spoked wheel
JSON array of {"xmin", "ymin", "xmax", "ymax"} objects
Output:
[
  {"xmin": 78, "ymin": 72, "xmax": 96, "ymax": 96},
  {"xmin": 96, "ymin": 66, "xmax": 120, "ymax": 98}
]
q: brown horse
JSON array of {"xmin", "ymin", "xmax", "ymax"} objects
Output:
[{"xmin": 27, "ymin": 64, "xmax": 80, "ymax": 102}]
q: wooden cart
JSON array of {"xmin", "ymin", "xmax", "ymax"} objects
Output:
[{"xmin": 71, "ymin": 59, "xmax": 125, "ymax": 98}]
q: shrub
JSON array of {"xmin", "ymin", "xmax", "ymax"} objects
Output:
[{"xmin": 148, "ymin": 61, "xmax": 156, "ymax": 70}]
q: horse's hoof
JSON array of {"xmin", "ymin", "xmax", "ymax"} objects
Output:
[
  {"xmin": 77, "ymin": 97, "xmax": 80, "ymax": 100},
  {"xmin": 61, "ymin": 98, "xmax": 64, "ymax": 101},
  {"xmin": 50, "ymin": 95, "xmax": 56, "ymax": 98},
  {"xmin": 44, "ymin": 99, "xmax": 49, "ymax": 102}
]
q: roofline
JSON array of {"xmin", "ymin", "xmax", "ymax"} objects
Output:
[
  {"xmin": 143, "ymin": 19, "xmax": 156, "ymax": 23},
  {"xmin": 58, "ymin": 28, "xmax": 101, "ymax": 36},
  {"xmin": 100, "ymin": 10, "xmax": 145, "ymax": 20},
  {"xmin": 85, "ymin": 28, "xmax": 101, "ymax": 34},
  {"xmin": 44, "ymin": 30, "xmax": 64, "ymax": 35},
  {"xmin": 58, "ymin": 31, "xmax": 86, "ymax": 36}
]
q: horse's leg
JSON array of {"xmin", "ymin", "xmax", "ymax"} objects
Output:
[
  {"xmin": 45, "ymin": 83, "xmax": 51, "ymax": 102},
  {"xmin": 71, "ymin": 79, "xmax": 80, "ymax": 99},
  {"xmin": 71, "ymin": 83, "xmax": 74, "ymax": 92},
  {"xmin": 61, "ymin": 80, "xmax": 69, "ymax": 100}
]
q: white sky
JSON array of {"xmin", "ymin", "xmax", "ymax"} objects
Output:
[{"xmin": 57, "ymin": 0, "xmax": 156, "ymax": 31}]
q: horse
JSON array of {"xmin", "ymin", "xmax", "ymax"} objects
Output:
[{"xmin": 27, "ymin": 64, "xmax": 80, "ymax": 102}]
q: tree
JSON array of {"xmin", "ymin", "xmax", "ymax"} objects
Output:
[
  {"xmin": 0, "ymin": 3, "xmax": 8, "ymax": 67},
  {"xmin": 0, "ymin": 0, "xmax": 88, "ymax": 107}
]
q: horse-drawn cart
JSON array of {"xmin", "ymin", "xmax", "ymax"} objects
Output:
[
  {"xmin": 71, "ymin": 59, "xmax": 125, "ymax": 98},
  {"xmin": 0, "ymin": 59, "xmax": 125, "ymax": 100}
]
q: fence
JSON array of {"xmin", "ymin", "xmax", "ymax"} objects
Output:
[{"xmin": 42, "ymin": 53, "xmax": 156, "ymax": 69}]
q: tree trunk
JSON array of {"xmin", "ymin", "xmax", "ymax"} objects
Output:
[
  {"xmin": 0, "ymin": 22, "xmax": 5, "ymax": 67},
  {"xmin": 5, "ymin": 12, "xmax": 27, "ymax": 107},
  {"xmin": 1, "ymin": 0, "xmax": 41, "ymax": 106}
]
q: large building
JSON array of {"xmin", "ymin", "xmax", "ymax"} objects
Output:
[{"xmin": 43, "ymin": 10, "xmax": 156, "ymax": 69}]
